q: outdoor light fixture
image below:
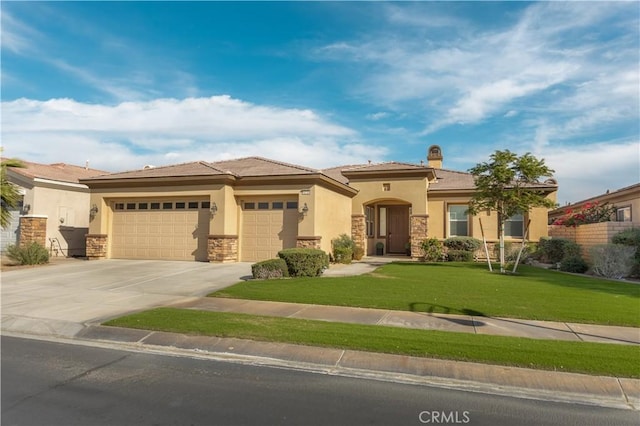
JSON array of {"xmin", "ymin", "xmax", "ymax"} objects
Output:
[
  {"xmin": 210, "ymin": 202, "xmax": 218, "ymax": 217},
  {"xmin": 22, "ymin": 204, "xmax": 31, "ymax": 215},
  {"xmin": 90, "ymin": 204, "xmax": 99, "ymax": 217},
  {"xmin": 301, "ymin": 203, "xmax": 309, "ymax": 216}
]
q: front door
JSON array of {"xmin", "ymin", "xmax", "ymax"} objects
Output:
[{"xmin": 387, "ymin": 206, "xmax": 409, "ymax": 253}]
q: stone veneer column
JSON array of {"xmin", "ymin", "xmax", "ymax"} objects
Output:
[
  {"xmin": 296, "ymin": 236, "xmax": 322, "ymax": 249},
  {"xmin": 19, "ymin": 215, "xmax": 47, "ymax": 247},
  {"xmin": 208, "ymin": 235, "xmax": 238, "ymax": 262},
  {"xmin": 85, "ymin": 234, "xmax": 108, "ymax": 259},
  {"xmin": 410, "ymin": 215, "xmax": 428, "ymax": 259},
  {"xmin": 351, "ymin": 214, "xmax": 366, "ymax": 252}
]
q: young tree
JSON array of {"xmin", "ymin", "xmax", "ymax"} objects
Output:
[
  {"xmin": 468, "ymin": 150, "xmax": 556, "ymax": 273},
  {"xmin": 1, "ymin": 155, "xmax": 25, "ymax": 229}
]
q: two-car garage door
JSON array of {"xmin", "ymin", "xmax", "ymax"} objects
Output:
[
  {"xmin": 110, "ymin": 198, "xmax": 299, "ymax": 262},
  {"xmin": 111, "ymin": 200, "xmax": 210, "ymax": 261}
]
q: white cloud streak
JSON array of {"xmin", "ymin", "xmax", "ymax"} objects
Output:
[{"xmin": 1, "ymin": 96, "xmax": 385, "ymax": 172}]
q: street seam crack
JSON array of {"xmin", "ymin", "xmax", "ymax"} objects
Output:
[{"xmin": 2, "ymin": 354, "xmax": 131, "ymax": 413}]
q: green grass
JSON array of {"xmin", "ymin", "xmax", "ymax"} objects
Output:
[
  {"xmin": 211, "ymin": 263, "xmax": 640, "ymax": 326},
  {"xmin": 105, "ymin": 308, "xmax": 640, "ymax": 378}
]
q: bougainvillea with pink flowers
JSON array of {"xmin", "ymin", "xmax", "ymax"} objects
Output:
[{"xmin": 552, "ymin": 201, "xmax": 616, "ymax": 227}]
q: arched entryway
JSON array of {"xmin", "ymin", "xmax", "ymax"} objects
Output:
[{"xmin": 359, "ymin": 199, "xmax": 412, "ymax": 256}]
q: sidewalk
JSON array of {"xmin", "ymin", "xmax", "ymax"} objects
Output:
[{"xmin": 170, "ymin": 297, "xmax": 640, "ymax": 345}]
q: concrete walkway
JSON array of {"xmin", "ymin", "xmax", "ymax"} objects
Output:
[{"xmin": 171, "ymin": 297, "xmax": 640, "ymax": 345}]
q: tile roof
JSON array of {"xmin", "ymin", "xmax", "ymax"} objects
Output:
[
  {"xmin": 341, "ymin": 161, "xmax": 430, "ymax": 173},
  {"xmin": 83, "ymin": 161, "xmax": 227, "ymax": 180},
  {"xmin": 429, "ymin": 169, "xmax": 477, "ymax": 191},
  {"xmin": 83, "ymin": 157, "xmax": 321, "ymax": 181},
  {"xmin": 212, "ymin": 156, "xmax": 318, "ymax": 177},
  {"xmin": 8, "ymin": 160, "xmax": 108, "ymax": 184}
]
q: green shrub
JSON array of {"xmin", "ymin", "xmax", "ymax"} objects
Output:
[
  {"xmin": 5, "ymin": 242, "xmax": 50, "ymax": 265},
  {"xmin": 420, "ymin": 238, "xmax": 443, "ymax": 262},
  {"xmin": 446, "ymin": 250, "xmax": 474, "ymax": 262},
  {"xmin": 559, "ymin": 256, "xmax": 589, "ymax": 274},
  {"xmin": 590, "ymin": 244, "xmax": 635, "ymax": 279},
  {"xmin": 494, "ymin": 242, "xmax": 535, "ymax": 263},
  {"xmin": 352, "ymin": 246, "xmax": 365, "ymax": 261},
  {"xmin": 333, "ymin": 247, "xmax": 353, "ymax": 264},
  {"xmin": 612, "ymin": 228, "xmax": 640, "ymax": 277},
  {"xmin": 536, "ymin": 237, "xmax": 580, "ymax": 264},
  {"xmin": 278, "ymin": 248, "xmax": 329, "ymax": 277},
  {"xmin": 251, "ymin": 258, "xmax": 289, "ymax": 279},
  {"xmin": 444, "ymin": 237, "xmax": 482, "ymax": 252},
  {"xmin": 332, "ymin": 234, "xmax": 355, "ymax": 264}
]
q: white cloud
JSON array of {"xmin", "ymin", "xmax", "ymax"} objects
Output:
[
  {"xmin": 366, "ymin": 112, "xmax": 389, "ymax": 121},
  {"xmin": 316, "ymin": 2, "xmax": 638, "ymax": 141},
  {"xmin": 0, "ymin": 96, "xmax": 385, "ymax": 172},
  {"xmin": 539, "ymin": 141, "xmax": 639, "ymax": 204}
]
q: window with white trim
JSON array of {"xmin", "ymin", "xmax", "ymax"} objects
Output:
[
  {"xmin": 504, "ymin": 213, "xmax": 524, "ymax": 238},
  {"xmin": 617, "ymin": 206, "xmax": 631, "ymax": 222},
  {"xmin": 448, "ymin": 205, "xmax": 468, "ymax": 237},
  {"xmin": 365, "ymin": 206, "xmax": 374, "ymax": 237}
]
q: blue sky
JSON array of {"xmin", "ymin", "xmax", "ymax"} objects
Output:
[{"xmin": 2, "ymin": 1, "xmax": 638, "ymax": 204}]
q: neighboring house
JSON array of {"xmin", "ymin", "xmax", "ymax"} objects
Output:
[
  {"xmin": 5, "ymin": 161, "xmax": 107, "ymax": 256},
  {"xmin": 81, "ymin": 146, "xmax": 558, "ymax": 263},
  {"xmin": 548, "ymin": 183, "xmax": 640, "ymax": 225}
]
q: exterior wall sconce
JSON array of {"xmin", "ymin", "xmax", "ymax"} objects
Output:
[
  {"xmin": 22, "ymin": 204, "xmax": 31, "ymax": 215},
  {"xmin": 210, "ymin": 202, "xmax": 218, "ymax": 217},
  {"xmin": 90, "ymin": 204, "xmax": 99, "ymax": 218},
  {"xmin": 301, "ymin": 203, "xmax": 309, "ymax": 216}
]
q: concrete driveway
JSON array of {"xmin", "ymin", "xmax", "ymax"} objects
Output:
[{"xmin": 1, "ymin": 259, "xmax": 251, "ymax": 337}]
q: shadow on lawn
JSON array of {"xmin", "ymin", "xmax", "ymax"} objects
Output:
[{"xmin": 409, "ymin": 302, "xmax": 485, "ymax": 327}]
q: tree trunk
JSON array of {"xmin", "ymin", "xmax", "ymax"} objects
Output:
[{"xmin": 498, "ymin": 210, "xmax": 505, "ymax": 274}]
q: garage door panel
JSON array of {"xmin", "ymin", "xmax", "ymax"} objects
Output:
[
  {"xmin": 241, "ymin": 201, "xmax": 298, "ymax": 262},
  {"xmin": 111, "ymin": 203, "xmax": 209, "ymax": 261}
]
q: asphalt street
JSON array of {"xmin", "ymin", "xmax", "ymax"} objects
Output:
[{"xmin": 2, "ymin": 336, "xmax": 638, "ymax": 426}]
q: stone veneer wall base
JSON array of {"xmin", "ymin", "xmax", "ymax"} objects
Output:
[
  {"xmin": 208, "ymin": 235, "xmax": 238, "ymax": 262},
  {"xmin": 19, "ymin": 216, "xmax": 48, "ymax": 248},
  {"xmin": 410, "ymin": 215, "xmax": 428, "ymax": 259}
]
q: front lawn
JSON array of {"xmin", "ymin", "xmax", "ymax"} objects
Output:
[
  {"xmin": 105, "ymin": 308, "xmax": 640, "ymax": 378},
  {"xmin": 211, "ymin": 263, "xmax": 640, "ymax": 326}
]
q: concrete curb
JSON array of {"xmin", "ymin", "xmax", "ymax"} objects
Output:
[{"xmin": 61, "ymin": 325, "xmax": 638, "ymax": 411}]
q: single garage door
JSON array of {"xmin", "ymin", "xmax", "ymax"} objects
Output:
[
  {"xmin": 111, "ymin": 200, "xmax": 210, "ymax": 261},
  {"xmin": 241, "ymin": 199, "xmax": 298, "ymax": 262}
]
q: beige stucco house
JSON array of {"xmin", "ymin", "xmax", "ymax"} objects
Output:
[
  {"xmin": 4, "ymin": 161, "xmax": 106, "ymax": 256},
  {"xmin": 81, "ymin": 146, "xmax": 558, "ymax": 263},
  {"xmin": 548, "ymin": 183, "xmax": 640, "ymax": 225}
]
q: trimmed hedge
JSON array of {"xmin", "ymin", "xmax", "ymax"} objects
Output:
[
  {"xmin": 559, "ymin": 256, "xmax": 589, "ymax": 274},
  {"xmin": 251, "ymin": 258, "xmax": 289, "ymax": 279},
  {"xmin": 446, "ymin": 250, "xmax": 474, "ymax": 262},
  {"xmin": 278, "ymin": 248, "xmax": 329, "ymax": 277},
  {"xmin": 536, "ymin": 237, "xmax": 580, "ymax": 264},
  {"xmin": 444, "ymin": 237, "xmax": 482, "ymax": 252}
]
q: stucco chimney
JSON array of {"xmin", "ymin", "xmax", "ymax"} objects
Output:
[{"xmin": 427, "ymin": 145, "xmax": 443, "ymax": 168}]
